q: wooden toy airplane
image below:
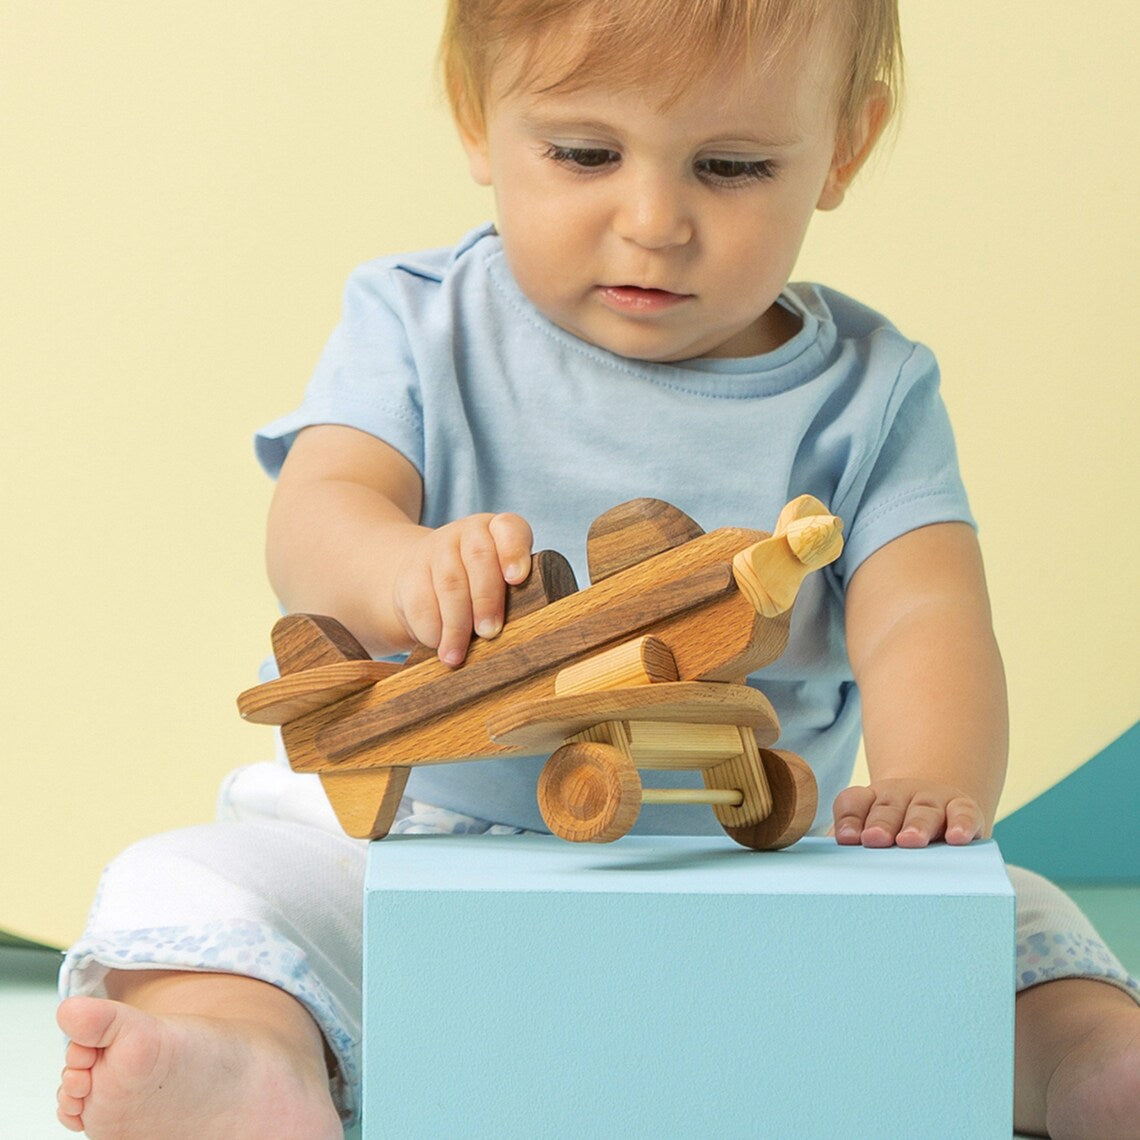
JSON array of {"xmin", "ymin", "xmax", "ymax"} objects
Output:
[{"xmin": 237, "ymin": 496, "xmax": 844, "ymax": 850}]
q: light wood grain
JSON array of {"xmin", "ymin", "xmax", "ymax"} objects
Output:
[
  {"xmin": 774, "ymin": 493, "xmax": 830, "ymax": 533},
  {"xmin": 640, "ymin": 788, "xmax": 744, "ymax": 806},
  {"xmin": 485, "ymin": 682, "xmax": 781, "ymax": 756},
  {"xmin": 703, "ymin": 726, "xmax": 773, "ymax": 827},
  {"xmin": 318, "ymin": 767, "xmax": 409, "ymax": 839},
  {"xmin": 537, "ymin": 741, "xmax": 642, "ymax": 843},
  {"xmin": 626, "ymin": 721, "xmax": 749, "ymax": 769},
  {"xmin": 732, "ymin": 506, "xmax": 843, "ymax": 619},
  {"xmin": 237, "ymin": 660, "xmax": 402, "ymax": 725},
  {"xmin": 554, "ymin": 636, "xmax": 678, "ymax": 696},
  {"xmin": 315, "ymin": 562, "xmax": 735, "ymax": 763},
  {"xmin": 718, "ymin": 749, "xmax": 817, "ymax": 850}
]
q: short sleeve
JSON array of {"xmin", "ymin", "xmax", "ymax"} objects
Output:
[
  {"xmin": 254, "ymin": 263, "xmax": 426, "ymax": 479},
  {"xmin": 835, "ymin": 344, "xmax": 975, "ymax": 581}
]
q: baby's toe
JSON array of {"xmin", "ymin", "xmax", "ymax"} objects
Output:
[{"xmin": 61, "ymin": 1064, "xmax": 93, "ymax": 1099}]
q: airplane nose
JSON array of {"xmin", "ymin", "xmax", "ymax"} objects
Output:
[
  {"xmin": 783, "ymin": 514, "xmax": 844, "ymax": 570},
  {"xmin": 732, "ymin": 506, "xmax": 844, "ymax": 619}
]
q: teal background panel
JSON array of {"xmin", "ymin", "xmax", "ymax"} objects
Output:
[
  {"xmin": 994, "ymin": 721, "xmax": 1140, "ymax": 883},
  {"xmin": 363, "ymin": 835, "xmax": 1015, "ymax": 1139},
  {"xmin": 1064, "ymin": 886, "xmax": 1140, "ymax": 975}
]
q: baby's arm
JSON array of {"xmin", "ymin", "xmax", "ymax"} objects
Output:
[
  {"xmin": 834, "ymin": 522, "xmax": 1009, "ymax": 847},
  {"xmin": 265, "ymin": 424, "xmax": 533, "ymax": 664}
]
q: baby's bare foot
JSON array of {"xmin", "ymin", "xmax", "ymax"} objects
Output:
[{"xmin": 56, "ymin": 995, "xmax": 342, "ymax": 1139}]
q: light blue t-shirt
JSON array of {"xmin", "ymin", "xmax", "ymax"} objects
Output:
[{"xmin": 256, "ymin": 224, "xmax": 974, "ymax": 834}]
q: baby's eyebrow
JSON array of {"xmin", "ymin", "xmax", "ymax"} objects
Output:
[
  {"xmin": 520, "ymin": 111, "xmax": 805, "ymax": 153},
  {"xmin": 697, "ymin": 125, "xmax": 807, "ymax": 150},
  {"xmin": 520, "ymin": 113, "xmax": 620, "ymax": 139}
]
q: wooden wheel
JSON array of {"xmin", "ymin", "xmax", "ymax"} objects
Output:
[
  {"xmin": 538, "ymin": 742, "xmax": 642, "ymax": 843},
  {"xmin": 720, "ymin": 749, "xmax": 817, "ymax": 851}
]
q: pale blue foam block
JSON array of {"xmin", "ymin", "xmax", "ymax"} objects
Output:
[{"xmin": 363, "ymin": 835, "xmax": 1015, "ymax": 1139}]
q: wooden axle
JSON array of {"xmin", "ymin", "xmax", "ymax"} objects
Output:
[
  {"xmin": 535, "ymin": 736, "xmax": 816, "ymax": 847},
  {"xmin": 640, "ymin": 787, "xmax": 744, "ymax": 806}
]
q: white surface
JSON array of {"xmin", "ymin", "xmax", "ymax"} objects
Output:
[{"xmin": 0, "ymin": 950, "xmax": 72, "ymax": 1138}]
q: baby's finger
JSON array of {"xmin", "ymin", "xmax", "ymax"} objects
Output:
[
  {"xmin": 943, "ymin": 797, "xmax": 985, "ymax": 846},
  {"xmin": 895, "ymin": 796, "xmax": 950, "ymax": 848},
  {"xmin": 431, "ymin": 548, "xmax": 476, "ymax": 666},
  {"xmin": 488, "ymin": 512, "xmax": 534, "ymax": 584},
  {"xmin": 460, "ymin": 522, "xmax": 510, "ymax": 642},
  {"xmin": 857, "ymin": 790, "xmax": 909, "ymax": 848},
  {"xmin": 832, "ymin": 785, "xmax": 877, "ymax": 845},
  {"xmin": 395, "ymin": 576, "xmax": 444, "ymax": 654}
]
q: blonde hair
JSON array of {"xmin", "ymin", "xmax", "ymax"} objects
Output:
[{"xmin": 441, "ymin": 0, "xmax": 902, "ymax": 149}]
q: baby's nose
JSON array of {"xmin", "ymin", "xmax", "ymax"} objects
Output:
[{"xmin": 613, "ymin": 174, "xmax": 694, "ymax": 250}]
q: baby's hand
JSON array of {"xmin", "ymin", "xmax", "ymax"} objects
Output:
[
  {"xmin": 392, "ymin": 512, "xmax": 533, "ymax": 666},
  {"xmin": 832, "ymin": 779, "xmax": 986, "ymax": 848}
]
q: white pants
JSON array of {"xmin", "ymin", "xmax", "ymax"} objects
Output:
[{"xmin": 60, "ymin": 761, "xmax": 1140, "ymax": 1126}]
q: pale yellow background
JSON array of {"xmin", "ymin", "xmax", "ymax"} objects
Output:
[{"xmin": 3, "ymin": 2, "xmax": 1137, "ymax": 947}]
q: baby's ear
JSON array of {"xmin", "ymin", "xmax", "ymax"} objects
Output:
[{"xmin": 817, "ymin": 82, "xmax": 893, "ymax": 211}]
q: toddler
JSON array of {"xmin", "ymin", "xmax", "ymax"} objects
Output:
[{"xmin": 56, "ymin": 1, "xmax": 1140, "ymax": 1136}]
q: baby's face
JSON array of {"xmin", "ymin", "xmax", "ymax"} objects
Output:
[{"xmin": 462, "ymin": 27, "xmax": 857, "ymax": 362}]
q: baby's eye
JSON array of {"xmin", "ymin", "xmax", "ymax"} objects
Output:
[
  {"xmin": 695, "ymin": 157, "xmax": 775, "ymax": 185},
  {"xmin": 544, "ymin": 145, "xmax": 620, "ymax": 171}
]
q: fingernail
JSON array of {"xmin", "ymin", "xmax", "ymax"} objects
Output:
[{"xmin": 476, "ymin": 617, "xmax": 502, "ymax": 639}]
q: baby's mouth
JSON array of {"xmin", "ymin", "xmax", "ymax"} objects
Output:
[{"xmin": 597, "ymin": 285, "xmax": 693, "ymax": 312}]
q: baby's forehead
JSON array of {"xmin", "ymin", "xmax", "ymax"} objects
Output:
[
  {"xmin": 490, "ymin": 13, "xmax": 838, "ymax": 108},
  {"xmin": 483, "ymin": 12, "xmax": 846, "ymax": 128}
]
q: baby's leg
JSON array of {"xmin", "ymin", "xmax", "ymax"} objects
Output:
[
  {"xmin": 57, "ymin": 969, "xmax": 341, "ymax": 1139},
  {"xmin": 58, "ymin": 814, "xmax": 368, "ymax": 1127},
  {"xmin": 1014, "ymin": 978, "xmax": 1140, "ymax": 1139},
  {"xmin": 1008, "ymin": 866, "xmax": 1140, "ymax": 1138}
]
